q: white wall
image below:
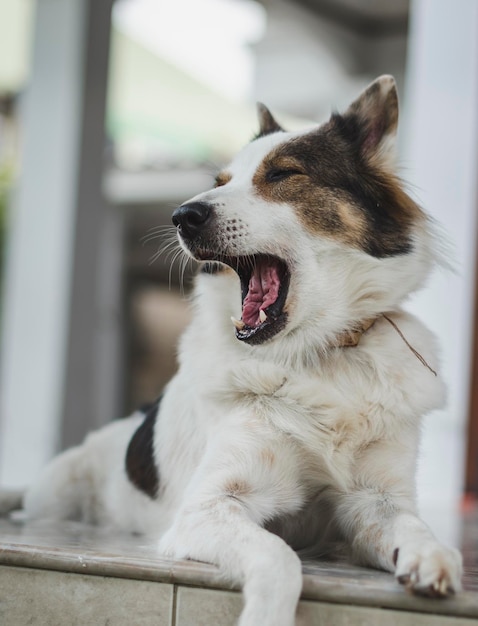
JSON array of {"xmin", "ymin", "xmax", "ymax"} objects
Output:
[{"xmin": 402, "ymin": 0, "xmax": 478, "ymax": 543}]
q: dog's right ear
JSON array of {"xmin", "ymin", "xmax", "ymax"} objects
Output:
[
  {"xmin": 255, "ymin": 103, "xmax": 284, "ymax": 139},
  {"xmin": 335, "ymin": 75, "xmax": 399, "ymax": 169}
]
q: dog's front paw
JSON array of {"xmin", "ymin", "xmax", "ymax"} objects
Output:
[
  {"xmin": 394, "ymin": 541, "xmax": 462, "ymax": 597},
  {"xmin": 158, "ymin": 521, "xmax": 208, "ymax": 563},
  {"xmin": 158, "ymin": 526, "xmax": 187, "ymax": 560}
]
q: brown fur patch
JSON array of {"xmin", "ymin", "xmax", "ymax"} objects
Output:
[
  {"xmin": 224, "ymin": 479, "xmax": 251, "ymax": 499},
  {"xmin": 336, "ymin": 200, "xmax": 367, "ymax": 238},
  {"xmin": 361, "ymin": 522, "xmax": 384, "ymax": 547},
  {"xmin": 252, "ymin": 125, "xmax": 424, "ymax": 258},
  {"xmin": 260, "ymin": 448, "xmax": 276, "ymax": 467}
]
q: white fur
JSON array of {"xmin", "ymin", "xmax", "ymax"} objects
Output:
[{"xmin": 9, "ymin": 91, "xmax": 463, "ymax": 625}]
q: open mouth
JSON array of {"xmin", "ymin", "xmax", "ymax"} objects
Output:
[{"xmin": 198, "ymin": 251, "xmax": 290, "ymax": 345}]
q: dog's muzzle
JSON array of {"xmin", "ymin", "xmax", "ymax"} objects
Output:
[
  {"xmin": 172, "ymin": 201, "xmax": 212, "ymax": 241},
  {"xmin": 172, "ymin": 201, "xmax": 291, "ymax": 346}
]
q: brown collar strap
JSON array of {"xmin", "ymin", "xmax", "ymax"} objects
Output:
[
  {"xmin": 335, "ymin": 317, "xmax": 377, "ymax": 348},
  {"xmin": 335, "ymin": 314, "xmax": 438, "ymax": 377}
]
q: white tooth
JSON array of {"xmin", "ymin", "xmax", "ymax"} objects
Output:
[
  {"xmin": 259, "ymin": 309, "xmax": 267, "ymax": 323},
  {"xmin": 231, "ymin": 316, "xmax": 245, "ymax": 330}
]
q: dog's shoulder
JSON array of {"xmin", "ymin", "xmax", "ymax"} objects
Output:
[{"xmin": 354, "ymin": 310, "xmax": 445, "ymax": 415}]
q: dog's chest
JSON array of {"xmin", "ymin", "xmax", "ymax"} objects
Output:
[{"xmin": 224, "ymin": 359, "xmax": 389, "ymax": 453}]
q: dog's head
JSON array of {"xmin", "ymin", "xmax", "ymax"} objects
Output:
[{"xmin": 172, "ymin": 76, "xmax": 435, "ymax": 353}]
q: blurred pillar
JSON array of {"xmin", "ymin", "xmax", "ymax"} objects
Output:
[
  {"xmin": 0, "ymin": 0, "xmax": 120, "ymax": 488},
  {"xmin": 59, "ymin": 0, "xmax": 122, "ymax": 451}
]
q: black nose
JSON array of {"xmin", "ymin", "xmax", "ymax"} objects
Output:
[{"xmin": 172, "ymin": 202, "xmax": 212, "ymax": 239}]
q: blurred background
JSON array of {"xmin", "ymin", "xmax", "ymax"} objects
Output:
[{"xmin": 0, "ymin": 0, "xmax": 477, "ymax": 548}]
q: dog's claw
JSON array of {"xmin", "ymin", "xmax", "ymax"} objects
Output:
[{"xmin": 395, "ymin": 539, "xmax": 462, "ymax": 598}]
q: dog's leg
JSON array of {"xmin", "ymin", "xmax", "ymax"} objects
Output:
[
  {"xmin": 335, "ymin": 440, "xmax": 463, "ymax": 597},
  {"xmin": 339, "ymin": 501, "xmax": 463, "ymax": 596},
  {"xmin": 162, "ymin": 504, "xmax": 302, "ymax": 626},
  {"xmin": 158, "ymin": 437, "xmax": 303, "ymax": 626}
]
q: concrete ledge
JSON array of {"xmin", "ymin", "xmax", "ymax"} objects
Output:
[{"xmin": 0, "ymin": 519, "xmax": 477, "ymax": 625}]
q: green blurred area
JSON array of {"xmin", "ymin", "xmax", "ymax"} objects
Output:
[
  {"xmin": 106, "ymin": 27, "xmax": 254, "ymax": 165},
  {"xmin": 0, "ymin": 0, "xmax": 255, "ymax": 166},
  {"xmin": 0, "ymin": 0, "xmax": 33, "ymax": 93}
]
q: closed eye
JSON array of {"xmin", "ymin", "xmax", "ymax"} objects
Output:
[{"xmin": 265, "ymin": 168, "xmax": 303, "ymax": 183}]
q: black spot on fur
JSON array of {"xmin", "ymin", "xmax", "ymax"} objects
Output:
[
  {"xmin": 125, "ymin": 396, "xmax": 161, "ymax": 499},
  {"xmin": 393, "ymin": 547, "xmax": 399, "ymax": 566}
]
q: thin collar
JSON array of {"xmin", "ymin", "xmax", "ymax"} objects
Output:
[
  {"xmin": 334, "ymin": 317, "xmax": 377, "ymax": 347},
  {"xmin": 335, "ymin": 314, "xmax": 437, "ymax": 376}
]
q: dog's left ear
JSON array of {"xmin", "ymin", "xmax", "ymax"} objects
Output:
[
  {"xmin": 255, "ymin": 103, "xmax": 284, "ymax": 138},
  {"xmin": 340, "ymin": 75, "xmax": 398, "ymax": 168}
]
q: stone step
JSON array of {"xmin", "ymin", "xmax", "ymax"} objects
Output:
[{"xmin": 0, "ymin": 519, "xmax": 476, "ymax": 625}]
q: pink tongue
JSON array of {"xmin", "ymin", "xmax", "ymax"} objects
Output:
[{"xmin": 242, "ymin": 261, "xmax": 280, "ymax": 327}]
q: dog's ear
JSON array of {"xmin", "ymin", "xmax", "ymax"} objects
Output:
[
  {"xmin": 338, "ymin": 75, "xmax": 398, "ymax": 168},
  {"xmin": 255, "ymin": 103, "xmax": 284, "ymax": 139}
]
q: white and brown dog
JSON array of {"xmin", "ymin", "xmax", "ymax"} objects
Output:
[{"xmin": 1, "ymin": 76, "xmax": 462, "ymax": 625}]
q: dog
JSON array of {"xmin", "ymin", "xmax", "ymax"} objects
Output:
[{"xmin": 0, "ymin": 76, "xmax": 463, "ymax": 626}]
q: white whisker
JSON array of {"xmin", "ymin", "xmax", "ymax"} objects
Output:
[
  {"xmin": 179, "ymin": 255, "xmax": 190, "ymax": 295},
  {"xmin": 141, "ymin": 224, "xmax": 176, "ymax": 245},
  {"xmin": 168, "ymin": 248, "xmax": 186, "ymax": 290},
  {"xmin": 145, "ymin": 226, "xmax": 181, "ymax": 266}
]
